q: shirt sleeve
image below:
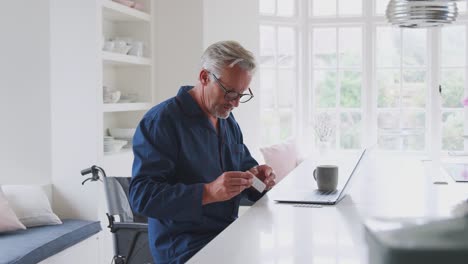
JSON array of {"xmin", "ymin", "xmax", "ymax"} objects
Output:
[{"xmin": 129, "ymin": 114, "xmax": 205, "ymax": 222}]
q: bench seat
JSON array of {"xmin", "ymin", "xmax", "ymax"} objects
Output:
[{"xmin": 0, "ymin": 219, "xmax": 101, "ymax": 264}]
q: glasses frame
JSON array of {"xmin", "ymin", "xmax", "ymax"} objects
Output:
[{"xmin": 211, "ymin": 73, "xmax": 254, "ymax": 103}]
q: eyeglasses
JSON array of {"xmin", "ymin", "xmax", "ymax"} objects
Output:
[{"xmin": 211, "ymin": 73, "xmax": 254, "ymax": 103}]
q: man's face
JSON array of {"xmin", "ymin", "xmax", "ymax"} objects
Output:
[{"xmin": 205, "ymin": 66, "xmax": 252, "ymax": 119}]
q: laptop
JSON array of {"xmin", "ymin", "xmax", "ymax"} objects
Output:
[{"xmin": 274, "ymin": 149, "xmax": 367, "ymax": 205}]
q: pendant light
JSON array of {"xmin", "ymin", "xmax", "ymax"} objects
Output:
[{"xmin": 386, "ymin": 0, "xmax": 459, "ymax": 28}]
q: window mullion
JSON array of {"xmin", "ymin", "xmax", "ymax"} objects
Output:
[
  {"xmin": 399, "ymin": 29, "xmax": 404, "ymax": 150},
  {"xmin": 465, "ymin": 23, "xmax": 468, "ymax": 151},
  {"xmin": 430, "ymin": 27, "xmax": 442, "ymax": 157},
  {"xmin": 336, "ymin": 27, "xmax": 341, "ymax": 148}
]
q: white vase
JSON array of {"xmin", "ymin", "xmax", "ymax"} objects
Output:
[{"xmin": 317, "ymin": 141, "xmax": 331, "ymax": 156}]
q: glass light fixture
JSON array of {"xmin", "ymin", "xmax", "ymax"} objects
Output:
[{"xmin": 386, "ymin": 0, "xmax": 459, "ymax": 28}]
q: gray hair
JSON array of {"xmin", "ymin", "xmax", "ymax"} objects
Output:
[{"xmin": 201, "ymin": 40, "xmax": 257, "ymax": 78}]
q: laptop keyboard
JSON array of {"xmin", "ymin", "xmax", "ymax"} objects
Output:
[{"xmin": 306, "ymin": 189, "xmax": 340, "ymax": 203}]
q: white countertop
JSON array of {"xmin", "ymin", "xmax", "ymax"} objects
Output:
[{"xmin": 188, "ymin": 151, "xmax": 468, "ymax": 264}]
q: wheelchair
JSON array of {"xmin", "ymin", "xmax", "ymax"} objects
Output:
[{"xmin": 81, "ymin": 165, "xmax": 153, "ymax": 264}]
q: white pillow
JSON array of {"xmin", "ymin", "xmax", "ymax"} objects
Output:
[
  {"xmin": 0, "ymin": 187, "xmax": 26, "ymax": 232},
  {"xmin": 2, "ymin": 185, "xmax": 62, "ymax": 227},
  {"xmin": 260, "ymin": 139, "xmax": 300, "ymax": 183}
]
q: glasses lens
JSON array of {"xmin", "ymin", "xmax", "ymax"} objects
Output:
[
  {"xmin": 225, "ymin": 92, "xmax": 240, "ymax": 101},
  {"xmin": 240, "ymin": 95, "xmax": 253, "ymax": 103}
]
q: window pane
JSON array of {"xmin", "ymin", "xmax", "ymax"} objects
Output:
[
  {"xmin": 441, "ymin": 69, "xmax": 464, "ymax": 108},
  {"xmin": 442, "ymin": 111, "xmax": 464, "ymax": 151},
  {"xmin": 402, "ymin": 70, "xmax": 426, "ymax": 108},
  {"xmin": 260, "ymin": 26, "xmax": 276, "ymax": 66},
  {"xmin": 378, "ymin": 135, "xmax": 400, "ymax": 150},
  {"xmin": 278, "ymin": 27, "xmax": 296, "ymax": 67},
  {"xmin": 459, "ymin": 1, "xmax": 467, "ymax": 13},
  {"xmin": 377, "ymin": 70, "xmax": 400, "ymax": 108},
  {"xmin": 313, "ymin": 28, "xmax": 337, "ymax": 67},
  {"xmin": 339, "ymin": 27, "xmax": 362, "ymax": 67},
  {"xmin": 340, "ymin": 71, "xmax": 361, "ymax": 108},
  {"xmin": 314, "ymin": 70, "xmax": 337, "ymax": 107},
  {"xmin": 278, "ymin": 69, "xmax": 295, "ymax": 107},
  {"xmin": 376, "ymin": 27, "xmax": 401, "ymax": 67},
  {"xmin": 338, "ymin": 0, "xmax": 362, "ymax": 16},
  {"xmin": 402, "ymin": 28, "xmax": 426, "ymax": 66},
  {"xmin": 260, "ymin": 0, "xmax": 275, "ymax": 15},
  {"xmin": 378, "ymin": 112, "xmax": 400, "ymax": 150},
  {"xmin": 441, "ymin": 25, "xmax": 466, "ymax": 67},
  {"xmin": 280, "ymin": 111, "xmax": 294, "ymax": 139},
  {"xmin": 375, "ymin": 0, "xmax": 390, "ymax": 15},
  {"xmin": 340, "ymin": 112, "xmax": 361, "ymax": 149},
  {"xmin": 277, "ymin": 0, "xmax": 295, "ymax": 17},
  {"xmin": 261, "ymin": 110, "xmax": 280, "ymax": 145},
  {"xmin": 312, "ymin": 0, "xmax": 336, "ymax": 16},
  {"xmin": 314, "ymin": 111, "xmax": 336, "ymax": 147},
  {"xmin": 378, "ymin": 111, "xmax": 399, "ymax": 131},
  {"xmin": 260, "ymin": 68, "xmax": 276, "ymax": 108},
  {"xmin": 401, "ymin": 111, "xmax": 425, "ymax": 151}
]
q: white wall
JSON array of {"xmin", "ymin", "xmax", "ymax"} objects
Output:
[
  {"xmin": 0, "ymin": 0, "xmax": 99, "ymax": 220},
  {"xmin": 154, "ymin": 0, "xmax": 204, "ymax": 102},
  {"xmin": 0, "ymin": 1, "xmax": 52, "ymax": 184},
  {"xmin": 49, "ymin": 0, "xmax": 99, "ymax": 220},
  {"xmin": 203, "ymin": 0, "xmax": 262, "ymax": 160},
  {"xmin": 153, "ymin": 1, "xmax": 261, "ymax": 160}
]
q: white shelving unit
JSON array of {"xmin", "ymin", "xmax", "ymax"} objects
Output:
[{"xmin": 98, "ymin": 0, "xmax": 154, "ymax": 165}]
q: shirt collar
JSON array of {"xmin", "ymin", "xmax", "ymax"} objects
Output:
[{"xmin": 176, "ymin": 86, "xmax": 205, "ymax": 117}]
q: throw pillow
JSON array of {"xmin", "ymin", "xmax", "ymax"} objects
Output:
[
  {"xmin": 0, "ymin": 186, "xmax": 26, "ymax": 232},
  {"xmin": 260, "ymin": 140, "xmax": 300, "ymax": 183},
  {"xmin": 2, "ymin": 185, "xmax": 62, "ymax": 227}
]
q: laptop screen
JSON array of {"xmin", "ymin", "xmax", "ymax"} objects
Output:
[{"xmin": 336, "ymin": 149, "xmax": 367, "ymax": 200}]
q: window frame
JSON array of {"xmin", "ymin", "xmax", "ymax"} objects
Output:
[{"xmin": 259, "ymin": 0, "xmax": 468, "ymax": 155}]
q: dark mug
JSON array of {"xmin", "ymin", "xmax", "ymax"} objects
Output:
[{"xmin": 313, "ymin": 165, "xmax": 338, "ymax": 192}]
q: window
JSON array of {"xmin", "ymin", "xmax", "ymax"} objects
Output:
[
  {"xmin": 259, "ymin": 0, "xmax": 468, "ymax": 154},
  {"xmin": 440, "ymin": 25, "xmax": 467, "ymax": 151},
  {"xmin": 311, "ymin": 26, "xmax": 363, "ymax": 149},
  {"xmin": 259, "ymin": 2, "xmax": 298, "ymax": 145},
  {"xmin": 375, "ymin": 26, "xmax": 428, "ymax": 151}
]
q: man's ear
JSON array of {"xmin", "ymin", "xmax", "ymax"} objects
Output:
[{"xmin": 199, "ymin": 70, "xmax": 210, "ymax": 85}]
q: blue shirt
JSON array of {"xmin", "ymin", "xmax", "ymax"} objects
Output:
[{"xmin": 129, "ymin": 86, "xmax": 262, "ymax": 264}]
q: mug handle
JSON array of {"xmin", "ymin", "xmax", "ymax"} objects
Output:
[{"xmin": 313, "ymin": 169, "xmax": 317, "ymax": 181}]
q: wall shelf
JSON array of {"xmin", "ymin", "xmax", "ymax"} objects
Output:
[
  {"xmin": 104, "ymin": 148, "xmax": 133, "ymax": 157},
  {"xmin": 102, "ymin": 0, "xmax": 150, "ymax": 22},
  {"xmin": 102, "ymin": 102, "xmax": 152, "ymax": 112},
  {"xmin": 102, "ymin": 51, "xmax": 151, "ymax": 66}
]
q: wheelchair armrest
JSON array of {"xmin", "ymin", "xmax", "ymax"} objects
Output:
[{"xmin": 110, "ymin": 222, "xmax": 148, "ymax": 233}]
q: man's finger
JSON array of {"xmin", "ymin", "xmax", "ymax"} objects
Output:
[
  {"xmin": 259, "ymin": 165, "xmax": 273, "ymax": 177},
  {"xmin": 228, "ymin": 178, "xmax": 252, "ymax": 186},
  {"xmin": 225, "ymin": 171, "xmax": 253, "ymax": 180}
]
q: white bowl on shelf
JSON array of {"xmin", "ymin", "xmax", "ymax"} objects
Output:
[
  {"xmin": 104, "ymin": 139, "xmax": 127, "ymax": 153},
  {"xmin": 108, "ymin": 128, "xmax": 136, "ymax": 140},
  {"xmin": 103, "ymin": 90, "xmax": 121, "ymax": 104}
]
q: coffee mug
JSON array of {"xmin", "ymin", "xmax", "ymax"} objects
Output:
[{"xmin": 313, "ymin": 165, "xmax": 338, "ymax": 192}]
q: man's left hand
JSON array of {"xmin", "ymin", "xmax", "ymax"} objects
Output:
[{"xmin": 249, "ymin": 165, "xmax": 276, "ymax": 191}]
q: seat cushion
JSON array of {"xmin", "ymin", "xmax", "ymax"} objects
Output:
[{"xmin": 0, "ymin": 219, "xmax": 101, "ymax": 264}]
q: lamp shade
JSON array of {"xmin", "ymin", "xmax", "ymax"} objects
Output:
[{"xmin": 386, "ymin": 0, "xmax": 459, "ymax": 28}]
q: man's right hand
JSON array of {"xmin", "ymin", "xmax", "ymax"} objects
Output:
[{"xmin": 202, "ymin": 171, "xmax": 254, "ymax": 205}]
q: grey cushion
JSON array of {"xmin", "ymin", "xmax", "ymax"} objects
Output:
[{"xmin": 0, "ymin": 219, "xmax": 101, "ymax": 264}]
